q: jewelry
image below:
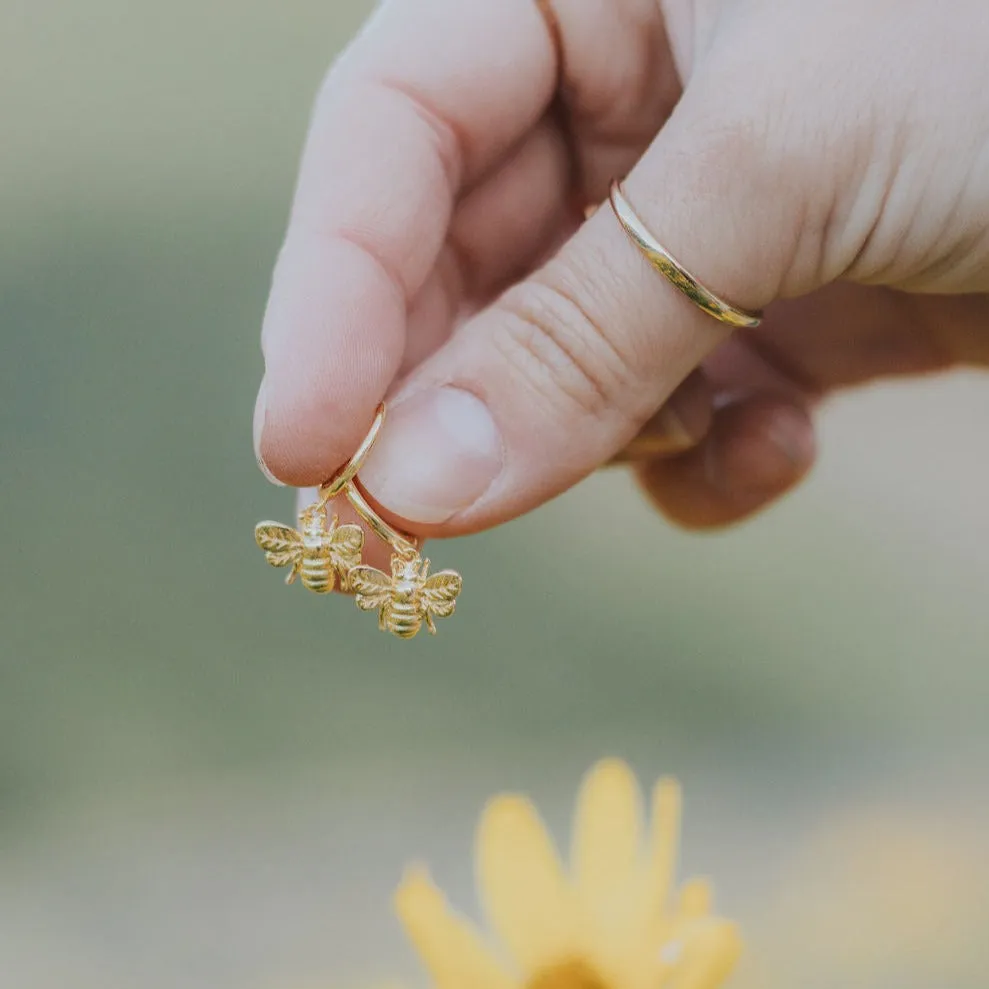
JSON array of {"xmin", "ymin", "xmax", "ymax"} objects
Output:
[
  {"xmin": 254, "ymin": 502, "xmax": 364, "ymax": 595},
  {"xmin": 608, "ymin": 180, "xmax": 763, "ymax": 329},
  {"xmin": 607, "ymin": 432, "xmax": 684, "ymax": 465},
  {"xmin": 345, "ymin": 484, "xmax": 463, "ymax": 641},
  {"xmin": 255, "ymin": 404, "xmax": 463, "ymax": 639}
]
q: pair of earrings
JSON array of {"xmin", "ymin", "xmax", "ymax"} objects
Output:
[{"xmin": 255, "ymin": 405, "xmax": 463, "ymax": 640}]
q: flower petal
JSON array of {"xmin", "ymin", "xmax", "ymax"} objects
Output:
[
  {"xmin": 571, "ymin": 759, "xmax": 644, "ymax": 908},
  {"xmin": 653, "ymin": 879, "xmax": 716, "ymax": 951},
  {"xmin": 395, "ymin": 866, "xmax": 514, "ymax": 989},
  {"xmin": 676, "ymin": 878, "xmax": 713, "ymax": 920},
  {"xmin": 644, "ymin": 777, "xmax": 682, "ymax": 918},
  {"xmin": 667, "ymin": 920, "xmax": 743, "ymax": 989},
  {"xmin": 476, "ymin": 795, "xmax": 580, "ymax": 971}
]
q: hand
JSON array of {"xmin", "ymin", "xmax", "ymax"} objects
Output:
[{"xmin": 254, "ymin": 0, "xmax": 989, "ymax": 533}]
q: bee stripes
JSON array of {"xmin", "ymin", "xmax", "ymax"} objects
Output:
[
  {"xmin": 255, "ymin": 493, "xmax": 462, "ymax": 640},
  {"xmin": 255, "ymin": 504, "xmax": 364, "ymax": 597},
  {"xmin": 299, "ymin": 551, "xmax": 334, "ymax": 593},
  {"xmin": 349, "ymin": 554, "xmax": 463, "ymax": 640}
]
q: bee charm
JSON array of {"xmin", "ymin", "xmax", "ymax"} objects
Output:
[
  {"xmin": 255, "ymin": 503, "xmax": 364, "ymax": 594},
  {"xmin": 253, "ymin": 404, "xmax": 465, "ymax": 638},
  {"xmin": 349, "ymin": 553, "xmax": 463, "ymax": 639}
]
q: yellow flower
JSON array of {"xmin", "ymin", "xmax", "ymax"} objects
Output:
[{"xmin": 395, "ymin": 760, "xmax": 742, "ymax": 989}]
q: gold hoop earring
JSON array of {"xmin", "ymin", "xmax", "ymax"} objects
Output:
[{"xmin": 254, "ymin": 403, "xmax": 463, "ymax": 639}]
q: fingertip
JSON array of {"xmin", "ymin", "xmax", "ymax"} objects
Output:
[
  {"xmin": 705, "ymin": 399, "xmax": 816, "ymax": 495},
  {"xmin": 663, "ymin": 370, "xmax": 715, "ymax": 450},
  {"xmin": 258, "ymin": 233, "xmax": 406, "ymax": 487},
  {"xmin": 358, "ymin": 387, "xmax": 504, "ymax": 527},
  {"xmin": 638, "ymin": 395, "xmax": 816, "ymax": 529},
  {"xmin": 611, "ymin": 371, "xmax": 713, "ymax": 462},
  {"xmin": 253, "ymin": 379, "xmax": 285, "ymax": 487}
]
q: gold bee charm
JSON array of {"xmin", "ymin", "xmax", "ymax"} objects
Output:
[
  {"xmin": 349, "ymin": 552, "xmax": 463, "ymax": 639},
  {"xmin": 254, "ymin": 403, "xmax": 464, "ymax": 638},
  {"xmin": 255, "ymin": 502, "xmax": 364, "ymax": 593}
]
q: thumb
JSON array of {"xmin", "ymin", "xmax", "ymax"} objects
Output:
[{"xmin": 359, "ymin": 78, "xmax": 809, "ymax": 533}]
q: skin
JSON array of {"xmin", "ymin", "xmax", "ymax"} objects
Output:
[{"xmin": 255, "ymin": 0, "xmax": 989, "ymax": 536}]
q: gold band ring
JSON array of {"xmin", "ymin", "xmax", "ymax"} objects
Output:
[{"xmin": 608, "ymin": 180, "xmax": 762, "ymax": 329}]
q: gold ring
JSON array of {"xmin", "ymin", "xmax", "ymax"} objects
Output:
[
  {"xmin": 317, "ymin": 403, "xmax": 386, "ymax": 503},
  {"xmin": 608, "ymin": 180, "xmax": 762, "ymax": 329}
]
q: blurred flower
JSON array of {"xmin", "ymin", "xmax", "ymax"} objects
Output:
[{"xmin": 395, "ymin": 759, "xmax": 741, "ymax": 989}]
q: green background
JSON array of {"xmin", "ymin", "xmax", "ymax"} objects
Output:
[{"xmin": 2, "ymin": 2, "xmax": 988, "ymax": 986}]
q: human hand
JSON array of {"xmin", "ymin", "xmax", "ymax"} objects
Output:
[{"xmin": 254, "ymin": 0, "xmax": 989, "ymax": 533}]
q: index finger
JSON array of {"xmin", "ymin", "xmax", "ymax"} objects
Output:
[{"xmin": 256, "ymin": 0, "xmax": 558, "ymax": 485}]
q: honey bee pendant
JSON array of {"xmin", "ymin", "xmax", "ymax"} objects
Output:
[
  {"xmin": 255, "ymin": 503, "xmax": 364, "ymax": 593},
  {"xmin": 253, "ymin": 403, "xmax": 464, "ymax": 639},
  {"xmin": 349, "ymin": 552, "xmax": 462, "ymax": 639}
]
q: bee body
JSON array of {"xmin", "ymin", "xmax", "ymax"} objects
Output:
[
  {"xmin": 298, "ymin": 540, "xmax": 336, "ymax": 593},
  {"xmin": 381, "ymin": 586, "xmax": 425, "ymax": 638},
  {"xmin": 350, "ymin": 555, "xmax": 462, "ymax": 639},
  {"xmin": 255, "ymin": 504, "xmax": 364, "ymax": 594}
]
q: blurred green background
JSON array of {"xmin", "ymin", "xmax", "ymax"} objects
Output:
[{"xmin": 3, "ymin": 2, "xmax": 989, "ymax": 987}]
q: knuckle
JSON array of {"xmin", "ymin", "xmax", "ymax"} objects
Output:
[
  {"xmin": 682, "ymin": 108, "xmax": 776, "ymax": 196},
  {"xmin": 492, "ymin": 266, "xmax": 641, "ymax": 423},
  {"xmin": 669, "ymin": 83, "xmax": 816, "ymax": 296},
  {"xmin": 550, "ymin": 0, "xmax": 678, "ymax": 143},
  {"xmin": 677, "ymin": 59, "xmax": 808, "ymax": 203}
]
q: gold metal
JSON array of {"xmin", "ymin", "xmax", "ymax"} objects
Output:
[
  {"xmin": 349, "ymin": 555, "xmax": 463, "ymax": 640},
  {"xmin": 318, "ymin": 403, "xmax": 386, "ymax": 503},
  {"xmin": 344, "ymin": 481, "xmax": 419, "ymax": 560},
  {"xmin": 254, "ymin": 401, "xmax": 463, "ymax": 638},
  {"xmin": 344, "ymin": 480, "xmax": 463, "ymax": 639},
  {"xmin": 608, "ymin": 180, "xmax": 763, "ymax": 329},
  {"xmin": 255, "ymin": 502, "xmax": 364, "ymax": 593},
  {"xmin": 607, "ymin": 432, "xmax": 685, "ymax": 465}
]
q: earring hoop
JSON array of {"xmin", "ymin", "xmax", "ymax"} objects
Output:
[
  {"xmin": 317, "ymin": 402, "xmax": 386, "ymax": 503},
  {"xmin": 254, "ymin": 401, "xmax": 463, "ymax": 639},
  {"xmin": 344, "ymin": 482, "xmax": 420, "ymax": 560}
]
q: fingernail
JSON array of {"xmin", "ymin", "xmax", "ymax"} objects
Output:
[
  {"xmin": 651, "ymin": 371, "xmax": 713, "ymax": 451},
  {"xmin": 706, "ymin": 404, "xmax": 814, "ymax": 494},
  {"xmin": 253, "ymin": 379, "xmax": 285, "ymax": 487},
  {"xmin": 766, "ymin": 406, "xmax": 816, "ymax": 469},
  {"xmin": 657, "ymin": 403, "xmax": 693, "ymax": 447},
  {"xmin": 612, "ymin": 405, "xmax": 693, "ymax": 462},
  {"xmin": 359, "ymin": 387, "xmax": 503, "ymax": 524},
  {"xmin": 610, "ymin": 380, "xmax": 711, "ymax": 463}
]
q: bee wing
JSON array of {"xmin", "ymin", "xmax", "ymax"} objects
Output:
[
  {"xmin": 255, "ymin": 522, "xmax": 303, "ymax": 568},
  {"xmin": 421, "ymin": 570, "xmax": 463, "ymax": 619},
  {"xmin": 327, "ymin": 523, "xmax": 365, "ymax": 570},
  {"xmin": 348, "ymin": 565, "xmax": 393, "ymax": 611}
]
